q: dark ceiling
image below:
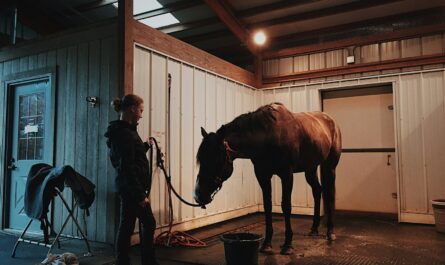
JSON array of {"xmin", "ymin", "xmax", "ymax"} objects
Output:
[{"xmin": 1, "ymin": 0, "xmax": 445, "ymax": 71}]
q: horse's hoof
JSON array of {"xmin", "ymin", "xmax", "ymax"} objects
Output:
[
  {"xmin": 259, "ymin": 244, "xmax": 273, "ymax": 254},
  {"xmin": 326, "ymin": 233, "xmax": 336, "ymax": 241},
  {"xmin": 307, "ymin": 230, "xmax": 319, "ymax": 237},
  {"xmin": 280, "ymin": 245, "xmax": 294, "ymax": 255}
]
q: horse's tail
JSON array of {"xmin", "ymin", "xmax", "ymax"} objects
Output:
[{"xmin": 320, "ymin": 121, "xmax": 341, "ymax": 235}]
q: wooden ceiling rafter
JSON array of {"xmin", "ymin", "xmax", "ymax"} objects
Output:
[
  {"xmin": 158, "ymin": 17, "xmax": 221, "ymax": 34},
  {"xmin": 236, "ymin": 0, "xmax": 320, "ymax": 19},
  {"xmin": 74, "ymin": 0, "xmax": 117, "ymax": 12},
  {"xmin": 202, "ymin": 0, "xmax": 258, "ymax": 56},
  {"xmin": 263, "ymin": 7, "xmax": 445, "ymax": 57},
  {"xmin": 248, "ymin": 0, "xmax": 404, "ymax": 30},
  {"xmin": 264, "ymin": 23, "xmax": 445, "ymax": 59}
]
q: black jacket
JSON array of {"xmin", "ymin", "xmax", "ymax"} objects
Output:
[{"xmin": 104, "ymin": 120, "xmax": 151, "ymax": 203}]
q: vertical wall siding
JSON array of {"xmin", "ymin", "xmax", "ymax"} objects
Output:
[
  {"xmin": 263, "ymin": 33, "xmax": 445, "ymax": 77},
  {"xmin": 259, "ymin": 68, "xmax": 445, "ymax": 223},
  {"xmin": 133, "ymin": 46, "xmax": 259, "ymax": 229},
  {"xmin": 0, "ymin": 26, "xmax": 119, "ymax": 243}
]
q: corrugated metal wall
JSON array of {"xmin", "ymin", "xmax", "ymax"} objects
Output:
[
  {"xmin": 0, "ymin": 23, "xmax": 119, "ymax": 243},
  {"xmin": 263, "ymin": 33, "xmax": 444, "ymax": 77},
  {"xmin": 257, "ymin": 68, "xmax": 445, "ymax": 223},
  {"xmin": 133, "ymin": 45, "xmax": 261, "ymax": 230}
]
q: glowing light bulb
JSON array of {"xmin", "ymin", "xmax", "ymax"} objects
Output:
[{"xmin": 253, "ymin": 31, "xmax": 266, "ymax": 46}]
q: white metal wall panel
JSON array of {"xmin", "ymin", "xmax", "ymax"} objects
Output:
[
  {"xmin": 215, "ymin": 76, "xmax": 227, "ymax": 211},
  {"xmin": 263, "ymin": 59, "xmax": 279, "ymax": 76},
  {"xmin": 293, "ymin": 55, "xmax": 309, "ymax": 73},
  {"xmin": 279, "ymin": 57, "xmax": 293, "ymax": 76},
  {"xmin": 193, "ymin": 69, "xmax": 206, "ymax": 218},
  {"xmin": 307, "ymin": 84, "xmax": 321, "ymax": 111},
  {"xmin": 401, "ymin": 38, "xmax": 421, "ymax": 58},
  {"xmin": 421, "ymin": 34, "xmax": 443, "ymax": 55},
  {"xmin": 166, "ymin": 59, "xmax": 181, "ymax": 221},
  {"xmin": 274, "ymin": 87, "xmax": 290, "ymax": 106},
  {"xmin": 180, "ymin": 64, "xmax": 194, "ymax": 220},
  {"xmin": 421, "ymin": 72, "xmax": 445, "ymax": 213},
  {"xmin": 381, "ymin": 41, "xmax": 400, "ymax": 61},
  {"xmin": 309, "ymin": 53, "xmax": 325, "ymax": 71},
  {"xmin": 326, "ymin": 49, "xmax": 344, "ymax": 68},
  {"xmin": 232, "ymin": 85, "xmax": 243, "ymax": 209},
  {"xmin": 204, "ymin": 73, "xmax": 218, "ymax": 214},
  {"xmin": 398, "ymin": 74, "xmax": 426, "ymax": 213},
  {"xmin": 150, "ymin": 53, "xmax": 167, "ymax": 225},
  {"xmin": 361, "ymin": 44, "xmax": 380, "ymax": 63},
  {"xmin": 263, "ymin": 89, "xmax": 275, "ymax": 105}
]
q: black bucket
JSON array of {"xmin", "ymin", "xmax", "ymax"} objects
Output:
[{"xmin": 220, "ymin": 233, "xmax": 263, "ymax": 265}]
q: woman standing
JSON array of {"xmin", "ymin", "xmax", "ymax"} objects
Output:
[{"xmin": 104, "ymin": 94, "xmax": 158, "ymax": 265}]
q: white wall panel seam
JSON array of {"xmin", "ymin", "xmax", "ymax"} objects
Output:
[
  {"xmin": 420, "ymin": 72, "xmax": 428, "ymax": 213},
  {"xmin": 392, "ymin": 80, "xmax": 403, "ymax": 222},
  {"xmin": 192, "ymin": 67, "xmax": 196, "ymax": 219},
  {"xmin": 178, "ymin": 62, "xmax": 183, "ymax": 220}
]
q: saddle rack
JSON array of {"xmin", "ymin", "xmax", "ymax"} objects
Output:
[{"xmin": 11, "ymin": 186, "xmax": 92, "ymax": 258}]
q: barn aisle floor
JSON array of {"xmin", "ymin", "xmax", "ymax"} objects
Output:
[{"xmin": 1, "ymin": 212, "xmax": 444, "ymax": 265}]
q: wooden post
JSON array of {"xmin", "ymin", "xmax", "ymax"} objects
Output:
[{"xmin": 118, "ymin": 0, "xmax": 134, "ymax": 95}]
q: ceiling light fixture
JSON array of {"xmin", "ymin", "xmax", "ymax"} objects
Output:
[{"xmin": 253, "ymin": 31, "xmax": 266, "ymax": 46}]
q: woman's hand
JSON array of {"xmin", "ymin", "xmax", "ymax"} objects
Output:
[{"xmin": 138, "ymin": 196, "xmax": 150, "ymax": 207}]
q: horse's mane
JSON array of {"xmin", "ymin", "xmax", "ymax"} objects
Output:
[{"xmin": 217, "ymin": 102, "xmax": 285, "ymax": 136}]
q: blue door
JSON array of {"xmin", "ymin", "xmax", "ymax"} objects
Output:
[{"xmin": 8, "ymin": 77, "xmax": 53, "ymax": 232}]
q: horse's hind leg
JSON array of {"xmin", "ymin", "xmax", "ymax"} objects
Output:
[
  {"xmin": 321, "ymin": 163, "xmax": 337, "ymax": 241},
  {"xmin": 279, "ymin": 172, "xmax": 294, "ymax": 255},
  {"xmin": 305, "ymin": 168, "xmax": 322, "ymax": 236},
  {"xmin": 256, "ymin": 172, "xmax": 274, "ymax": 254}
]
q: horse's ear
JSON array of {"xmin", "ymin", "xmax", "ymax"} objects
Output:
[{"xmin": 201, "ymin": 127, "xmax": 208, "ymax": 137}]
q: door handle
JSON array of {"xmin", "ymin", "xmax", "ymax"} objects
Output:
[
  {"xmin": 8, "ymin": 158, "xmax": 17, "ymax": 170},
  {"xmin": 387, "ymin": 154, "xmax": 391, "ymax": 166}
]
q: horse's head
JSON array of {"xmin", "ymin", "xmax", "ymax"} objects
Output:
[{"xmin": 193, "ymin": 127, "xmax": 234, "ymax": 205}]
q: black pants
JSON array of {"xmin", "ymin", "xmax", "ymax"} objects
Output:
[{"xmin": 116, "ymin": 196, "xmax": 157, "ymax": 265}]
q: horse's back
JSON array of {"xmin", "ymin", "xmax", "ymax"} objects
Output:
[{"xmin": 269, "ymin": 105, "xmax": 341, "ymax": 170}]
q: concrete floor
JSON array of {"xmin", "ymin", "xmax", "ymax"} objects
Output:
[{"xmin": 2, "ymin": 212, "xmax": 445, "ymax": 265}]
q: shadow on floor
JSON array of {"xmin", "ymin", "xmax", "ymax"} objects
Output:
[{"xmin": 1, "ymin": 213, "xmax": 445, "ymax": 265}]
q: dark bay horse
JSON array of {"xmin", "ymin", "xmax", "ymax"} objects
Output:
[{"xmin": 193, "ymin": 102, "xmax": 341, "ymax": 255}]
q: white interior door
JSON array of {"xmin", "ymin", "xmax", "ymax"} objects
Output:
[{"xmin": 323, "ymin": 86, "xmax": 397, "ymax": 214}]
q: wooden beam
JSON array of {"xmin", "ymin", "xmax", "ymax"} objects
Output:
[
  {"xmin": 203, "ymin": 0, "xmax": 258, "ymax": 56},
  {"xmin": 237, "ymin": 0, "xmax": 319, "ymax": 19},
  {"xmin": 248, "ymin": 0, "xmax": 403, "ymax": 29},
  {"xmin": 262, "ymin": 54, "xmax": 445, "ymax": 84},
  {"xmin": 118, "ymin": 0, "xmax": 134, "ymax": 95},
  {"xmin": 158, "ymin": 17, "xmax": 220, "ymax": 34},
  {"xmin": 264, "ymin": 23, "xmax": 445, "ymax": 59},
  {"xmin": 74, "ymin": 0, "xmax": 116, "ymax": 12},
  {"xmin": 178, "ymin": 29, "xmax": 232, "ymax": 44},
  {"xmin": 134, "ymin": 0, "xmax": 201, "ymax": 20}
]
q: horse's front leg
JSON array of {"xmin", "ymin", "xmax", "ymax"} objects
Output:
[
  {"xmin": 279, "ymin": 172, "xmax": 294, "ymax": 255},
  {"xmin": 257, "ymin": 174, "xmax": 273, "ymax": 254}
]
